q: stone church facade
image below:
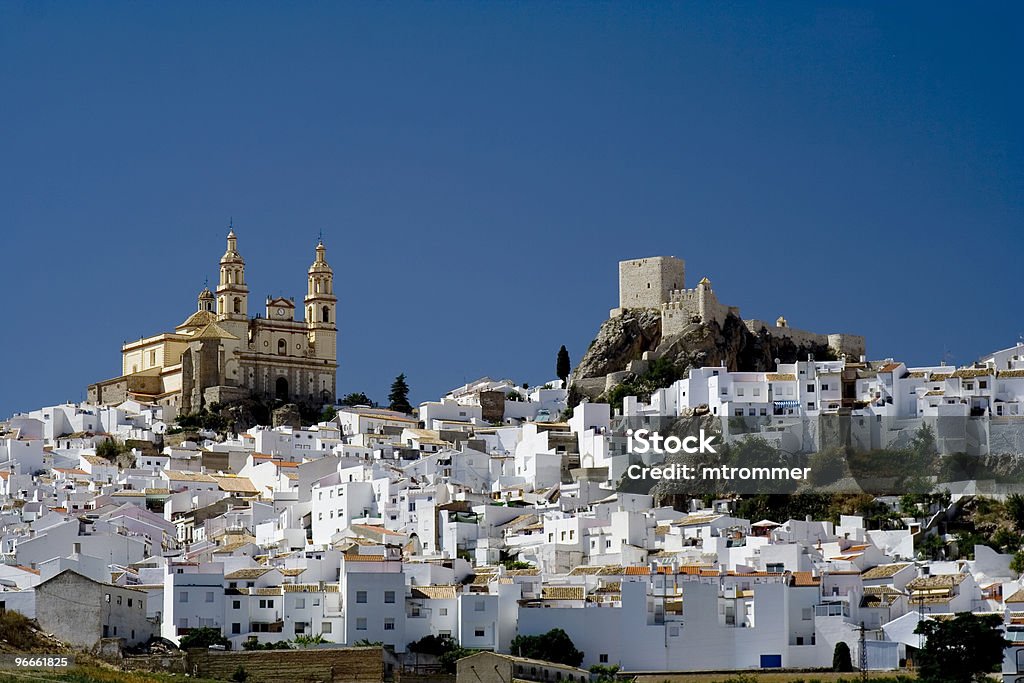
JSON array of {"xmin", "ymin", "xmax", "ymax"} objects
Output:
[{"xmin": 88, "ymin": 231, "xmax": 338, "ymax": 413}]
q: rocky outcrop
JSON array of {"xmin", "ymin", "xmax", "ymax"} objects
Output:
[
  {"xmin": 272, "ymin": 403, "xmax": 303, "ymax": 429},
  {"xmin": 570, "ymin": 308, "xmax": 662, "ymax": 381},
  {"xmin": 570, "ymin": 309, "xmax": 837, "ymax": 404}
]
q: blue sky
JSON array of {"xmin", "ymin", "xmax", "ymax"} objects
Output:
[{"xmin": 1, "ymin": 2, "xmax": 1021, "ymax": 419}]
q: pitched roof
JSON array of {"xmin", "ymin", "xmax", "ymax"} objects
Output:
[
  {"xmin": 862, "ymin": 563, "xmax": 912, "ymax": 580},
  {"xmin": 411, "ymin": 585, "xmax": 458, "ymax": 600},
  {"xmin": 211, "ymin": 475, "xmax": 259, "ymax": 494},
  {"xmin": 542, "ymin": 586, "xmax": 585, "ymax": 601},
  {"xmin": 192, "ymin": 321, "xmax": 238, "ymax": 341},
  {"xmin": 177, "ymin": 310, "xmax": 218, "ymax": 330},
  {"xmin": 163, "ymin": 470, "xmax": 216, "ymax": 483},
  {"xmin": 224, "ymin": 567, "xmax": 276, "ymax": 580}
]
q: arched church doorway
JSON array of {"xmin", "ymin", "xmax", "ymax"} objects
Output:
[{"xmin": 276, "ymin": 377, "xmax": 289, "ymax": 401}]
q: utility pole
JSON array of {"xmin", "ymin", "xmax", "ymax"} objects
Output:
[{"xmin": 859, "ymin": 621, "xmax": 868, "ymax": 682}]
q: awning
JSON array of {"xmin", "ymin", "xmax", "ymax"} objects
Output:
[{"xmin": 773, "ymin": 400, "xmax": 799, "ymax": 408}]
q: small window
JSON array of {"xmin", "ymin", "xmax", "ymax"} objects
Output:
[
  {"xmin": 806, "ymin": 384, "xmax": 815, "ymax": 393},
  {"xmin": 356, "ymin": 591, "xmax": 367, "ymax": 604},
  {"xmin": 475, "ymin": 599, "xmax": 486, "ymax": 612},
  {"xmin": 178, "ymin": 592, "xmax": 187, "ymax": 603},
  {"xmin": 356, "ymin": 618, "xmax": 367, "ymax": 631},
  {"xmin": 384, "ymin": 591, "xmax": 395, "ymax": 604},
  {"xmin": 475, "ymin": 628, "xmax": 485, "ymax": 637},
  {"xmin": 205, "ymin": 591, "xmax": 214, "ymax": 603},
  {"xmin": 599, "ymin": 654, "xmax": 609, "ymax": 663},
  {"xmin": 384, "ymin": 618, "xmax": 395, "ymax": 631}
]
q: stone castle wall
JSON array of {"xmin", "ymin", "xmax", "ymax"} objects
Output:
[
  {"xmin": 745, "ymin": 319, "xmax": 866, "ymax": 358},
  {"xmin": 661, "ymin": 283, "xmax": 738, "ymax": 335},
  {"xmin": 611, "ymin": 256, "xmax": 865, "ymax": 359}
]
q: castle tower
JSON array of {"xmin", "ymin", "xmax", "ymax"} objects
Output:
[
  {"xmin": 305, "ymin": 240, "xmax": 337, "ymax": 360},
  {"xmin": 216, "ymin": 229, "xmax": 249, "ymax": 321},
  {"xmin": 616, "ymin": 256, "xmax": 686, "ymax": 312},
  {"xmin": 197, "ymin": 285, "xmax": 215, "ymax": 313}
]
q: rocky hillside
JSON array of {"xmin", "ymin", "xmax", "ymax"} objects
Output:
[{"xmin": 570, "ymin": 308, "xmax": 837, "ymax": 404}]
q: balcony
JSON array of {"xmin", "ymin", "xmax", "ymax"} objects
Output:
[{"xmin": 814, "ymin": 603, "xmax": 849, "ymax": 618}]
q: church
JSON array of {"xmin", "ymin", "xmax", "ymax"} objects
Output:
[{"xmin": 88, "ymin": 230, "xmax": 339, "ymax": 414}]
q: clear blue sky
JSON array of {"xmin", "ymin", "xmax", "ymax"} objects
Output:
[{"xmin": 1, "ymin": 2, "xmax": 1022, "ymax": 419}]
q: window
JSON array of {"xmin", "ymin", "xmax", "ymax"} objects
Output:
[
  {"xmin": 599, "ymin": 654, "xmax": 609, "ymax": 664},
  {"xmin": 980, "ymin": 380, "xmax": 988, "ymax": 389},
  {"xmin": 232, "ymin": 623, "xmax": 241, "ymax": 634},
  {"xmin": 734, "ymin": 409, "xmax": 743, "ymax": 417},
  {"xmin": 806, "ymin": 384, "xmax": 814, "ymax": 393},
  {"xmin": 356, "ymin": 618, "xmax": 367, "ymax": 631},
  {"xmin": 475, "ymin": 628, "xmax": 485, "ymax": 637},
  {"xmin": 128, "ymin": 598, "xmax": 133, "ymax": 607},
  {"xmin": 753, "ymin": 387, "xmax": 761, "ymax": 397},
  {"xmin": 295, "ymin": 598, "xmax": 305, "ymax": 609},
  {"xmin": 356, "ymin": 591, "xmax": 367, "ymax": 604},
  {"xmin": 233, "ymin": 600, "xmax": 240, "ymax": 610},
  {"xmin": 179, "ymin": 591, "xmax": 188, "ymax": 603},
  {"xmin": 439, "ymin": 608, "xmax": 448, "ymax": 616},
  {"xmin": 737, "ymin": 387, "xmax": 745, "ymax": 397},
  {"xmin": 278, "ymin": 339, "xmax": 287, "ymax": 355},
  {"xmin": 821, "ymin": 383, "xmax": 829, "ymax": 391},
  {"xmin": 117, "ymin": 596, "xmax": 122, "ymax": 605},
  {"xmin": 384, "ymin": 618, "xmax": 395, "ymax": 631},
  {"xmin": 807, "ymin": 402, "xmax": 815, "ymax": 410},
  {"xmin": 384, "ymin": 591, "xmax": 395, "ymax": 604},
  {"xmin": 475, "ymin": 599, "xmax": 486, "ymax": 612},
  {"xmin": 322, "ymin": 622, "xmax": 332, "ymax": 633},
  {"xmin": 205, "ymin": 591, "xmax": 214, "ymax": 603}
]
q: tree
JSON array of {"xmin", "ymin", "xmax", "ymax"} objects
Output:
[
  {"xmin": 1008, "ymin": 494, "xmax": 1024, "ymax": 531},
  {"xmin": 832, "ymin": 641, "xmax": 853, "ymax": 672},
  {"xmin": 914, "ymin": 612, "xmax": 1007, "ymax": 683},
  {"xmin": 388, "ymin": 374, "xmax": 412, "ymax": 414},
  {"xmin": 556, "ymin": 345, "xmax": 571, "ymax": 386},
  {"xmin": 509, "ymin": 628, "xmax": 583, "ymax": 667},
  {"xmin": 340, "ymin": 392, "xmax": 373, "ymax": 407},
  {"xmin": 1012, "ymin": 549, "xmax": 1024, "ymax": 576},
  {"xmin": 589, "ymin": 664, "xmax": 620, "ymax": 683},
  {"xmin": 320, "ymin": 405, "xmax": 338, "ymax": 422},
  {"xmin": 918, "ymin": 532, "xmax": 946, "ymax": 561},
  {"xmin": 179, "ymin": 626, "xmax": 230, "ymax": 650},
  {"xmin": 807, "ymin": 446, "xmax": 848, "ymax": 487},
  {"xmin": 96, "ymin": 438, "xmax": 123, "ymax": 461}
]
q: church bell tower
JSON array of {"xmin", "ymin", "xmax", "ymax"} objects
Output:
[
  {"xmin": 305, "ymin": 240, "xmax": 337, "ymax": 362},
  {"xmin": 216, "ymin": 228, "xmax": 249, "ymax": 322}
]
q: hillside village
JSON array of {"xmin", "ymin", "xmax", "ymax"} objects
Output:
[{"xmin": 4, "ymin": 256, "xmax": 1024, "ymax": 680}]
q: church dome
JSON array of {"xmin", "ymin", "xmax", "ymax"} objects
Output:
[
  {"xmin": 176, "ymin": 309, "xmax": 218, "ymax": 332},
  {"xmin": 198, "ymin": 286, "xmax": 214, "ymax": 301}
]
